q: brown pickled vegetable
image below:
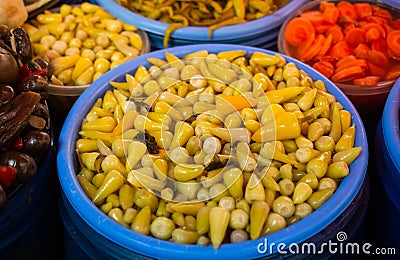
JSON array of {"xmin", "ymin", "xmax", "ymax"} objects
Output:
[
  {"xmin": 75, "ymin": 49, "xmax": 363, "ymax": 249},
  {"xmin": 116, "ymin": 0, "xmax": 289, "ymax": 47}
]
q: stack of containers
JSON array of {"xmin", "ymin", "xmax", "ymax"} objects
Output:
[
  {"xmin": 374, "ymin": 78, "xmax": 400, "ymax": 249},
  {"xmin": 92, "ymin": 0, "xmax": 310, "ymax": 49}
]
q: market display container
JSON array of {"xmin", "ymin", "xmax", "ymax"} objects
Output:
[
  {"xmin": 277, "ymin": 0, "xmax": 400, "ymax": 124},
  {"xmin": 57, "ymin": 44, "xmax": 369, "ymax": 259},
  {"xmin": 374, "ymin": 78, "xmax": 400, "ymax": 249},
  {"xmin": 0, "ymin": 125, "xmax": 59, "ymax": 258},
  {"xmin": 93, "ymin": 0, "xmax": 309, "ymax": 49}
]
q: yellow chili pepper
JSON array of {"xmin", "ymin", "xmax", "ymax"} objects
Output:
[
  {"xmin": 92, "ymin": 170, "xmax": 125, "ymax": 204},
  {"xmin": 307, "ymin": 188, "xmax": 335, "ymax": 210},
  {"xmin": 77, "ymin": 174, "xmax": 97, "ymax": 200},
  {"xmin": 332, "ymin": 147, "xmax": 362, "ymax": 165},
  {"xmin": 252, "ymin": 112, "xmax": 301, "ymax": 143},
  {"xmin": 223, "ymin": 167, "xmax": 244, "ymax": 199},
  {"xmin": 173, "ymin": 163, "xmax": 205, "ymax": 182},
  {"xmin": 196, "ymin": 206, "xmax": 212, "ymax": 235},
  {"xmin": 169, "ymin": 201, "xmax": 206, "ymax": 216},
  {"xmin": 329, "ymin": 102, "xmax": 342, "ymax": 143},
  {"xmin": 131, "ymin": 205, "xmax": 151, "ymax": 235},
  {"xmin": 250, "ymin": 201, "xmax": 270, "ymax": 240},
  {"xmin": 245, "ymin": 174, "xmax": 265, "ymax": 203},
  {"xmin": 209, "ymin": 206, "xmax": 230, "ymax": 249},
  {"xmin": 250, "ymin": 52, "xmax": 280, "ymax": 67},
  {"xmin": 335, "ymin": 124, "xmax": 356, "ymax": 152},
  {"xmin": 169, "ymin": 121, "xmax": 195, "ymax": 150},
  {"xmin": 264, "ymin": 87, "xmax": 305, "ymax": 104}
]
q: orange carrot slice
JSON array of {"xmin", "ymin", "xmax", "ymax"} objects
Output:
[
  {"xmin": 353, "ymin": 76, "xmax": 379, "ymax": 86},
  {"xmin": 354, "ymin": 3, "xmax": 373, "ymax": 20},
  {"xmin": 326, "ymin": 24, "xmax": 344, "ymax": 44},
  {"xmin": 331, "ymin": 66, "xmax": 365, "ymax": 82},
  {"xmin": 298, "ymin": 34, "xmax": 325, "ymax": 62},
  {"xmin": 387, "ymin": 30, "xmax": 400, "ymax": 55},
  {"xmin": 313, "ymin": 60, "xmax": 334, "ymax": 78},
  {"xmin": 368, "ymin": 61, "xmax": 387, "ymax": 79},
  {"xmin": 323, "ymin": 6, "xmax": 340, "ymax": 24},
  {"xmin": 338, "ymin": 1, "xmax": 358, "ymax": 21},
  {"xmin": 368, "ymin": 50, "xmax": 389, "ymax": 67},
  {"xmin": 318, "ymin": 33, "xmax": 333, "ymax": 58},
  {"xmin": 354, "ymin": 43, "xmax": 370, "ymax": 59},
  {"xmin": 330, "ymin": 40, "xmax": 353, "ymax": 60},
  {"xmin": 345, "ymin": 27, "xmax": 366, "ymax": 47},
  {"xmin": 371, "ymin": 39, "xmax": 388, "ymax": 53},
  {"xmin": 285, "ymin": 17, "xmax": 316, "ymax": 46}
]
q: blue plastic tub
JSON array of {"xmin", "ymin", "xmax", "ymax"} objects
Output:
[
  {"xmin": 374, "ymin": 78, "xmax": 400, "ymax": 249},
  {"xmin": 93, "ymin": 0, "xmax": 309, "ymax": 48},
  {"xmin": 57, "ymin": 44, "xmax": 369, "ymax": 259},
  {"xmin": 0, "ymin": 126, "xmax": 60, "ymax": 258}
]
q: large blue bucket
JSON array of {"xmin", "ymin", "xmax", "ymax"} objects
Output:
[
  {"xmin": 57, "ymin": 44, "xmax": 369, "ymax": 259},
  {"xmin": 0, "ymin": 126, "xmax": 60, "ymax": 258},
  {"xmin": 373, "ymin": 78, "xmax": 400, "ymax": 251}
]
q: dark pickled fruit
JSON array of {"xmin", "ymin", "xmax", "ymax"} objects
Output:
[
  {"xmin": 17, "ymin": 74, "xmax": 48, "ymax": 93},
  {"xmin": 0, "ymin": 184, "xmax": 6, "ymax": 213},
  {"xmin": 0, "ymin": 46, "xmax": 18, "ymax": 84},
  {"xmin": 0, "ymin": 165, "xmax": 17, "ymax": 189},
  {"xmin": 0, "ymin": 151, "xmax": 37, "ymax": 183},
  {"xmin": 0, "ymin": 84, "xmax": 14, "ymax": 106},
  {"xmin": 8, "ymin": 27, "xmax": 33, "ymax": 63},
  {"xmin": 23, "ymin": 130, "xmax": 50, "ymax": 158}
]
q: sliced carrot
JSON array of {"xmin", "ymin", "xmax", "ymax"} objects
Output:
[
  {"xmin": 337, "ymin": 1, "xmax": 358, "ymax": 21},
  {"xmin": 343, "ymin": 23, "xmax": 356, "ymax": 35},
  {"xmin": 354, "ymin": 3, "xmax": 373, "ymax": 20},
  {"xmin": 382, "ymin": 23, "xmax": 394, "ymax": 36},
  {"xmin": 372, "ymin": 6, "xmax": 392, "ymax": 22},
  {"xmin": 345, "ymin": 27, "xmax": 366, "ymax": 47},
  {"xmin": 362, "ymin": 23, "xmax": 386, "ymax": 39},
  {"xmin": 353, "ymin": 76, "xmax": 379, "ymax": 86},
  {"xmin": 387, "ymin": 30, "xmax": 400, "ymax": 55},
  {"xmin": 371, "ymin": 39, "xmax": 388, "ymax": 53},
  {"xmin": 313, "ymin": 60, "xmax": 334, "ymax": 78},
  {"xmin": 322, "ymin": 55, "xmax": 336, "ymax": 63},
  {"xmin": 368, "ymin": 50, "xmax": 389, "ymax": 67},
  {"xmin": 392, "ymin": 19, "xmax": 400, "ymax": 30},
  {"xmin": 298, "ymin": 34, "xmax": 325, "ymax": 62},
  {"xmin": 326, "ymin": 24, "xmax": 344, "ymax": 44},
  {"xmin": 323, "ymin": 6, "xmax": 340, "ymax": 24},
  {"xmin": 318, "ymin": 33, "xmax": 333, "ymax": 58},
  {"xmin": 285, "ymin": 17, "xmax": 316, "ymax": 46},
  {"xmin": 366, "ymin": 16, "xmax": 386, "ymax": 25},
  {"xmin": 301, "ymin": 10, "xmax": 331, "ymax": 33},
  {"xmin": 354, "ymin": 43, "xmax": 370, "ymax": 59},
  {"xmin": 388, "ymin": 48, "xmax": 400, "ymax": 59},
  {"xmin": 366, "ymin": 28, "xmax": 381, "ymax": 42},
  {"xmin": 385, "ymin": 65, "xmax": 400, "ymax": 81},
  {"xmin": 336, "ymin": 59, "xmax": 368, "ymax": 73},
  {"xmin": 331, "ymin": 66, "xmax": 365, "ymax": 82},
  {"xmin": 368, "ymin": 61, "xmax": 387, "ymax": 79},
  {"xmin": 330, "ymin": 40, "xmax": 353, "ymax": 60},
  {"xmin": 336, "ymin": 55, "xmax": 356, "ymax": 68},
  {"xmin": 320, "ymin": 1, "xmax": 335, "ymax": 12}
]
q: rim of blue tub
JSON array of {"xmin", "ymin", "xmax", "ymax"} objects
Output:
[
  {"xmin": 94, "ymin": 0, "xmax": 309, "ymax": 42},
  {"xmin": 57, "ymin": 44, "xmax": 368, "ymax": 260},
  {"xmin": 380, "ymin": 0, "xmax": 400, "ymax": 9},
  {"xmin": 382, "ymin": 77, "xmax": 400, "ymax": 182}
]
